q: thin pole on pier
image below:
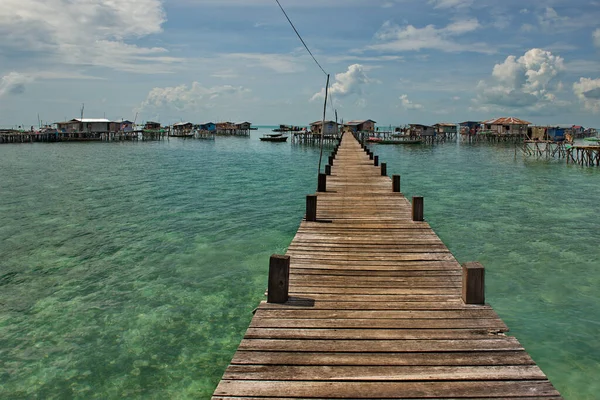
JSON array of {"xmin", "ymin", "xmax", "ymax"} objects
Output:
[{"xmin": 317, "ymin": 74, "xmax": 330, "ymax": 175}]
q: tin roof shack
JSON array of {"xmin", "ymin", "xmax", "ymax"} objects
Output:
[
  {"xmin": 145, "ymin": 121, "xmax": 161, "ymax": 130},
  {"xmin": 310, "ymin": 120, "xmax": 339, "ymax": 136},
  {"xmin": 344, "ymin": 119, "xmax": 376, "ymax": 133},
  {"xmin": 482, "ymin": 117, "xmax": 530, "ymax": 135},
  {"xmin": 199, "ymin": 122, "xmax": 216, "ymax": 132},
  {"xmin": 546, "ymin": 126, "xmax": 569, "ymax": 142},
  {"xmin": 119, "ymin": 120, "xmax": 134, "ymax": 132},
  {"xmin": 409, "ymin": 124, "xmax": 435, "ymax": 137},
  {"xmin": 459, "ymin": 121, "xmax": 482, "ymax": 134},
  {"xmin": 56, "ymin": 118, "xmax": 111, "ymax": 133},
  {"xmin": 434, "ymin": 123, "xmax": 457, "ymax": 134},
  {"xmin": 235, "ymin": 122, "xmax": 252, "ymax": 130}
]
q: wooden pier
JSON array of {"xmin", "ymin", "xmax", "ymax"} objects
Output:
[
  {"xmin": 213, "ymin": 133, "xmax": 561, "ymax": 399},
  {"xmin": 567, "ymin": 145, "xmax": 600, "ymax": 166}
]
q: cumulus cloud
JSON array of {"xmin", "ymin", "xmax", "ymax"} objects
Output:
[
  {"xmin": 399, "ymin": 94, "xmax": 423, "ymax": 110},
  {"xmin": 0, "ymin": 72, "xmax": 34, "ymax": 97},
  {"xmin": 594, "ymin": 29, "xmax": 600, "ymax": 48},
  {"xmin": 475, "ymin": 48, "xmax": 566, "ymax": 111},
  {"xmin": 365, "ymin": 19, "xmax": 492, "ymax": 54},
  {"xmin": 139, "ymin": 82, "xmax": 251, "ymax": 113},
  {"xmin": 573, "ymin": 78, "xmax": 600, "ymax": 112},
  {"xmin": 311, "ymin": 64, "xmax": 374, "ymax": 101},
  {"xmin": 0, "ymin": 0, "xmax": 177, "ymax": 72}
]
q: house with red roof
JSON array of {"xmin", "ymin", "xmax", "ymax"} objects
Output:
[{"xmin": 482, "ymin": 117, "xmax": 531, "ymax": 135}]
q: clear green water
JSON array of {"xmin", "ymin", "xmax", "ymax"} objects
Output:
[{"xmin": 0, "ymin": 129, "xmax": 598, "ymax": 399}]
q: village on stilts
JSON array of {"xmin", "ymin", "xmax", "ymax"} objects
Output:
[{"xmin": 1, "ymin": 116, "xmax": 598, "ymax": 166}]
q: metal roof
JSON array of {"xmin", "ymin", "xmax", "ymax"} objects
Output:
[
  {"xmin": 482, "ymin": 117, "xmax": 531, "ymax": 125},
  {"xmin": 310, "ymin": 120, "xmax": 338, "ymax": 125},
  {"xmin": 73, "ymin": 118, "xmax": 111, "ymax": 123},
  {"xmin": 345, "ymin": 119, "xmax": 376, "ymax": 125}
]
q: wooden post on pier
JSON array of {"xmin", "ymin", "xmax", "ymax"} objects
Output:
[
  {"xmin": 329, "ymin": 155, "xmax": 334, "ymax": 166},
  {"xmin": 369, "ymin": 152, "xmax": 374, "ymax": 160},
  {"xmin": 305, "ymin": 195, "xmax": 317, "ymax": 222},
  {"xmin": 392, "ymin": 175, "xmax": 401, "ymax": 192},
  {"xmin": 381, "ymin": 162, "xmax": 387, "ymax": 176},
  {"xmin": 462, "ymin": 262, "xmax": 485, "ymax": 305},
  {"xmin": 374, "ymin": 155, "xmax": 379, "ymax": 166},
  {"xmin": 318, "ymin": 173, "xmax": 327, "ymax": 192},
  {"xmin": 325, "ymin": 164, "xmax": 331, "ymax": 176},
  {"xmin": 267, "ymin": 254, "xmax": 290, "ymax": 304},
  {"xmin": 412, "ymin": 196, "xmax": 424, "ymax": 221}
]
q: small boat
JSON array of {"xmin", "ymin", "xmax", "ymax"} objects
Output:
[
  {"xmin": 583, "ymin": 137, "xmax": 600, "ymax": 142},
  {"xmin": 260, "ymin": 133, "xmax": 288, "ymax": 142}
]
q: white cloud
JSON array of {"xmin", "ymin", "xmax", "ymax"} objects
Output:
[
  {"xmin": 399, "ymin": 94, "xmax": 423, "ymax": 110},
  {"xmin": 222, "ymin": 53, "xmax": 305, "ymax": 74},
  {"xmin": 429, "ymin": 0, "xmax": 473, "ymax": 9},
  {"xmin": 476, "ymin": 48, "xmax": 566, "ymax": 110},
  {"xmin": 0, "ymin": 0, "xmax": 178, "ymax": 73},
  {"xmin": 0, "ymin": 72, "xmax": 34, "ymax": 97},
  {"xmin": 311, "ymin": 64, "xmax": 374, "ymax": 101},
  {"xmin": 365, "ymin": 19, "xmax": 493, "ymax": 54},
  {"xmin": 139, "ymin": 82, "xmax": 251, "ymax": 114},
  {"xmin": 594, "ymin": 29, "xmax": 600, "ymax": 48},
  {"xmin": 573, "ymin": 78, "xmax": 600, "ymax": 112}
]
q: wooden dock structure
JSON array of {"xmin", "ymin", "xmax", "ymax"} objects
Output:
[{"xmin": 213, "ymin": 133, "xmax": 561, "ymax": 399}]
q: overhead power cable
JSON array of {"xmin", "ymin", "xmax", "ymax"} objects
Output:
[{"xmin": 274, "ymin": 0, "xmax": 328, "ymax": 76}]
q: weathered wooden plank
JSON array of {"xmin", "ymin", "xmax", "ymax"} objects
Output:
[
  {"xmin": 244, "ymin": 328, "xmax": 503, "ymax": 340},
  {"xmin": 222, "ymin": 365, "xmax": 547, "ymax": 381},
  {"xmin": 254, "ymin": 309, "xmax": 499, "ymax": 319},
  {"xmin": 258, "ymin": 300, "xmax": 476, "ymax": 310},
  {"xmin": 230, "ymin": 350, "xmax": 537, "ymax": 366},
  {"xmin": 214, "ymin": 380, "xmax": 559, "ymax": 398},
  {"xmin": 288, "ymin": 287, "xmax": 461, "ymax": 295},
  {"xmin": 289, "ymin": 268, "xmax": 461, "ymax": 277},
  {"xmin": 250, "ymin": 318, "xmax": 507, "ymax": 330},
  {"xmin": 238, "ymin": 338, "xmax": 521, "ymax": 352}
]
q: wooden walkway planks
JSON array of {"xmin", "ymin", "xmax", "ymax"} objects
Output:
[{"xmin": 213, "ymin": 133, "xmax": 561, "ymax": 399}]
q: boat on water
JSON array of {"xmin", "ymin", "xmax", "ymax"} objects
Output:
[{"xmin": 260, "ymin": 133, "xmax": 288, "ymax": 142}]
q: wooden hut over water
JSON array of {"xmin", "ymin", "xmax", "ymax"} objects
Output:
[
  {"xmin": 310, "ymin": 120, "xmax": 339, "ymax": 136},
  {"xmin": 215, "ymin": 122, "xmax": 250, "ymax": 136},
  {"xmin": 343, "ymin": 119, "xmax": 376, "ymax": 133},
  {"xmin": 482, "ymin": 117, "xmax": 530, "ymax": 136},
  {"xmin": 433, "ymin": 123, "xmax": 458, "ymax": 140}
]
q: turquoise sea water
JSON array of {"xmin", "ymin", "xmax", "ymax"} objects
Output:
[{"xmin": 0, "ymin": 128, "xmax": 598, "ymax": 399}]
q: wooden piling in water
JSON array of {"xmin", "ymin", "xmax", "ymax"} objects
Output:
[
  {"xmin": 412, "ymin": 196, "xmax": 424, "ymax": 221},
  {"xmin": 462, "ymin": 262, "xmax": 485, "ymax": 305},
  {"xmin": 317, "ymin": 173, "xmax": 327, "ymax": 192},
  {"xmin": 381, "ymin": 162, "xmax": 387, "ymax": 176},
  {"xmin": 267, "ymin": 254, "xmax": 290, "ymax": 304},
  {"xmin": 392, "ymin": 174, "xmax": 401, "ymax": 192},
  {"xmin": 305, "ymin": 195, "xmax": 317, "ymax": 222}
]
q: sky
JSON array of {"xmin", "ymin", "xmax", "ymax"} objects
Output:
[{"xmin": 1, "ymin": 0, "xmax": 600, "ymax": 128}]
